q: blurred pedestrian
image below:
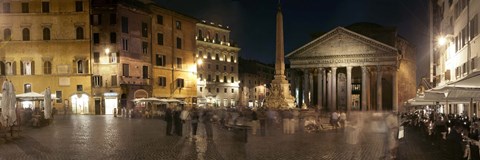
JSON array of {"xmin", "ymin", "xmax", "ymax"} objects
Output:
[
  {"xmin": 251, "ymin": 109, "xmax": 259, "ymax": 135},
  {"xmin": 165, "ymin": 106, "xmax": 174, "ymax": 136},
  {"xmin": 173, "ymin": 107, "xmax": 183, "ymax": 136},
  {"xmin": 203, "ymin": 109, "xmax": 214, "ymax": 140},
  {"xmin": 330, "ymin": 111, "xmax": 339, "ymax": 129},
  {"xmin": 386, "ymin": 112, "xmax": 399, "ymax": 159},
  {"xmin": 339, "ymin": 111, "xmax": 347, "ymax": 128},
  {"xmin": 181, "ymin": 106, "xmax": 191, "ymax": 138},
  {"xmin": 191, "ymin": 108, "xmax": 199, "ymax": 138}
]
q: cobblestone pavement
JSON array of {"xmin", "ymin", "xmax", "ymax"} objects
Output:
[{"xmin": 0, "ymin": 115, "xmax": 449, "ymax": 160}]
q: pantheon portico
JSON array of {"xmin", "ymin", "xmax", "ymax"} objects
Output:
[{"xmin": 286, "ymin": 23, "xmax": 417, "ymax": 113}]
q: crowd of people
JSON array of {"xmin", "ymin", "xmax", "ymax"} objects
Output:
[{"xmin": 402, "ymin": 110, "xmax": 480, "ymax": 160}]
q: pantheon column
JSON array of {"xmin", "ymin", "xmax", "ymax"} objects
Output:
[
  {"xmin": 303, "ymin": 70, "xmax": 309, "ymax": 107},
  {"xmin": 317, "ymin": 68, "xmax": 324, "ymax": 110},
  {"xmin": 331, "ymin": 67, "xmax": 337, "ymax": 111},
  {"xmin": 361, "ymin": 66, "xmax": 367, "ymax": 111},
  {"xmin": 323, "ymin": 69, "xmax": 327, "ymax": 109},
  {"xmin": 377, "ymin": 66, "xmax": 383, "ymax": 111},
  {"xmin": 392, "ymin": 69, "xmax": 398, "ymax": 112},
  {"xmin": 309, "ymin": 72, "xmax": 314, "ymax": 106},
  {"xmin": 346, "ymin": 66, "xmax": 352, "ymax": 113}
]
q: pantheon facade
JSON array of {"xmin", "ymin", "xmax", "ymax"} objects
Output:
[{"xmin": 286, "ymin": 23, "xmax": 416, "ymax": 112}]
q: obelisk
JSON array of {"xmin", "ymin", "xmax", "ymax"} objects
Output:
[{"xmin": 264, "ymin": 1, "xmax": 295, "ymax": 109}]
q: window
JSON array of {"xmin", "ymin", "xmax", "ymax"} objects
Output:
[
  {"xmin": 75, "ymin": 1, "xmax": 83, "ymax": 12},
  {"xmin": 176, "ymin": 57, "xmax": 183, "ymax": 69},
  {"xmin": 142, "ymin": 22, "xmax": 148, "ymax": 38},
  {"xmin": 471, "ymin": 14, "xmax": 479, "ymax": 39},
  {"xmin": 142, "ymin": 66, "xmax": 148, "ymax": 79},
  {"xmin": 110, "ymin": 52, "xmax": 118, "ymax": 63},
  {"xmin": 43, "ymin": 28, "xmax": 50, "ymax": 40},
  {"xmin": 5, "ymin": 62, "xmax": 15, "ymax": 75},
  {"xmin": 56, "ymin": 91, "xmax": 62, "ymax": 103},
  {"xmin": 223, "ymin": 65, "xmax": 226, "ymax": 71},
  {"xmin": 231, "ymin": 77, "xmax": 234, "ymax": 83},
  {"xmin": 77, "ymin": 60, "xmax": 87, "ymax": 74},
  {"xmin": 157, "ymin": 15, "xmax": 163, "ymax": 24},
  {"xmin": 176, "ymin": 78, "xmax": 184, "ymax": 88},
  {"xmin": 230, "ymin": 56, "xmax": 234, "ymax": 62},
  {"xmin": 175, "ymin": 21, "xmax": 181, "ymax": 29},
  {"xmin": 223, "ymin": 54, "xmax": 227, "ymax": 61},
  {"xmin": 208, "ymin": 88, "xmax": 211, "ymax": 93},
  {"xmin": 110, "ymin": 14, "xmax": 116, "ymax": 25},
  {"xmin": 92, "ymin": 14, "xmax": 101, "ymax": 25},
  {"xmin": 216, "ymin": 75, "xmax": 219, "ymax": 82},
  {"xmin": 93, "ymin": 52, "xmax": 100, "ymax": 63},
  {"xmin": 216, "ymin": 88, "xmax": 219, "ymax": 93},
  {"xmin": 44, "ymin": 61, "xmax": 51, "ymax": 75},
  {"xmin": 42, "ymin": 2, "xmax": 49, "ymax": 13},
  {"xmin": 122, "ymin": 64, "xmax": 129, "ymax": 76},
  {"xmin": 176, "ymin": 37, "xmax": 182, "ymax": 49},
  {"xmin": 122, "ymin": 38, "xmax": 128, "ymax": 51},
  {"xmin": 224, "ymin": 88, "xmax": 227, "ymax": 93},
  {"xmin": 231, "ymin": 66, "xmax": 234, "ymax": 72},
  {"xmin": 207, "ymin": 64, "xmax": 210, "ymax": 69},
  {"xmin": 77, "ymin": 85, "xmax": 83, "ymax": 91},
  {"xmin": 157, "ymin": 33, "xmax": 164, "ymax": 45},
  {"xmin": 93, "ymin": 76, "xmax": 102, "ymax": 87},
  {"xmin": 110, "ymin": 32, "xmax": 116, "ymax": 43},
  {"xmin": 156, "ymin": 54, "xmax": 166, "ymax": 66},
  {"xmin": 21, "ymin": 2, "xmax": 28, "ymax": 13},
  {"xmin": 22, "ymin": 28, "xmax": 30, "ymax": 41},
  {"xmin": 215, "ymin": 33, "xmax": 219, "ymax": 42},
  {"xmin": 216, "ymin": 65, "xmax": 219, "ymax": 70},
  {"xmin": 198, "ymin": 30, "xmax": 203, "ymax": 39},
  {"xmin": 199, "ymin": 74, "xmax": 203, "ymax": 80},
  {"xmin": 223, "ymin": 76, "xmax": 227, "ymax": 83},
  {"xmin": 76, "ymin": 27, "xmax": 84, "ymax": 39},
  {"xmin": 142, "ymin": 42, "xmax": 148, "ymax": 54},
  {"xmin": 4, "ymin": 28, "xmax": 11, "ymax": 41},
  {"xmin": 3, "ymin": 3, "xmax": 10, "ymax": 13},
  {"xmin": 111, "ymin": 75, "xmax": 117, "ymax": 86},
  {"xmin": 21, "ymin": 61, "xmax": 34, "ymax": 75},
  {"xmin": 122, "ymin": 17, "xmax": 128, "ymax": 33},
  {"xmin": 200, "ymin": 87, "xmax": 203, "ymax": 92},
  {"xmin": 93, "ymin": 33, "xmax": 100, "ymax": 44},
  {"xmin": 158, "ymin": 76, "xmax": 166, "ymax": 87},
  {"xmin": 231, "ymin": 88, "xmax": 234, "ymax": 93},
  {"xmin": 24, "ymin": 83, "xmax": 31, "ymax": 93},
  {"xmin": 207, "ymin": 53, "xmax": 211, "ymax": 59}
]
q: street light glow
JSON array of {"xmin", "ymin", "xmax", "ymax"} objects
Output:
[
  {"xmin": 197, "ymin": 59, "xmax": 203, "ymax": 65},
  {"xmin": 105, "ymin": 48, "xmax": 110, "ymax": 55},
  {"xmin": 438, "ymin": 36, "xmax": 447, "ymax": 46}
]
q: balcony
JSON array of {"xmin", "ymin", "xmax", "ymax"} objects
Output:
[{"xmin": 195, "ymin": 36, "xmax": 238, "ymax": 47}]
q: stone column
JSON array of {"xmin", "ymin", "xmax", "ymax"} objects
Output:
[
  {"xmin": 361, "ymin": 66, "xmax": 368, "ymax": 111},
  {"xmin": 347, "ymin": 66, "xmax": 352, "ymax": 113},
  {"xmin": 377, "ymin": 66, "xmax": 383, "ymax": 111},
  {"xmin": 323, "ymin": 69, "xmax": 327, "ymax": 109},
  {"xmin": 309, "ymin": 72, "xmax": 314, "ymax": 107},
  {"xmin": 331, "ymin": 67, "xmax": 337, "ymax": 111},
  {"xmin": 317, "ymin": 68, "xmax": 324, "ymax": 110},
  {"xmin": 327, "ymin": 71, "xmax": 331, "ymax": 111},
  {"xmin": 392, "ymin": 69, "xmax": 398, "ymax": 112},
  {"xmin": 303, "ymin": 70, "xmax": 309, "ymax": 107}
]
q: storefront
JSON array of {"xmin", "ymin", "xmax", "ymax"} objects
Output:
[
  {"xmin": 71, "ymin": 92, "xmax": 90, "ymax": 114},
  {"xmin": 104, "ymin": 92, "xmax": 118, "ymax": 115}
]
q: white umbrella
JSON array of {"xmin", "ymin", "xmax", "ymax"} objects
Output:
[
  {"xmin": 8, "ymin": 81, "xmax": 16, "ymax": 126},
  {"xmin": 44, "ymin": 87, "xmax": 52, "ymax": 119},
  {"xmin": 16, "ymin": 92, "xmax": 44, "ymax": 100},
  {"xmin": 0, "ymin": 80, "xmax": 9, "ymax": 127}
]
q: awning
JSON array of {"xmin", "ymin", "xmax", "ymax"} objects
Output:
[{"xmin": 16, "ymin": 92, "xmax": 45, "ymax": 101}]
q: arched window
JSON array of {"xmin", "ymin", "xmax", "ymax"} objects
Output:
[
  {"xmin": 223, "ymin": 35, "xmax": 226, "ymax": 42},
  {"xmin": 76, "ymin": 27, "xmax": 84, "ymax": 39},
  {"xmin": 44, "ymin": 61, "xmax": 52, "ymax": 74},
  {"xmin": 198, "ymin": 29, "xmax": 203, "ymax": 39},
  {"xmin": 22, "ymin": 28, "xmax": 30, "ymax": 41},
  {"xmin": 77, "ymin": 60, "xmax": 83, "ymax": 73},
  {"xmin": 4, "ymin": 29, "xmax": 11, "ymax": 41},
  {"xmin": 0, "ymin": 61, "xmax": 5, "ymax": 75},
  {"xmin": 215, "ymin": 33, "xmax": 219, "ymax": 42},
  {"xmin": 43, "ymin": 28, "xmax": 50, "ymax": 40}
]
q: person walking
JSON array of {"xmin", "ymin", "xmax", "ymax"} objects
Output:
[
  {"xmin": 258, "ymin": 109, "xmax": 267, "ymax": 136},
  {"xmin": 385, "ymin": 112, "xmax": 399, "ymax": 159},
  {"xmin": 165, "ymin": 106, "xmax": 174, "ymax": 136},
  {"xmin": 190, "ymin": 108, "xmax": 199, "ymax": 138},
  {"xmin": 173, "ymin": 107, "xmax": 183, "ymax": 136},
  {"xmin": 180, "ymin": 107, "xmax": 191, "ymax": 138},
  {"xmin": 339, "ymin": 111, "xmax": 347, "ymax": 128},
  {"xmin": 251, "ymin": 110, "xmax": 259, "ymax": 135},
  {"xmin": 203, "ymin": 108, "xmax": 214, "ymax": 140},
  {"xmin": 330, "ymin": 111, "xmax": 339, "ymax": 129}
]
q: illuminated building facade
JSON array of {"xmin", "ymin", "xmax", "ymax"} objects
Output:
[
  {"xmin": 196, "ymin": 21, "xmax": 240, "ymax": 108},
  {"xmin": 149, "ymin": 4, "xmax": 198, "ymax": 105},
  {"xmin": 0, "ymin": 0, "xmax": 92, "ymax": 114},
  {"xmin": 427, "ymin": 0, "xmax": 480, "ymax": 115},
  {"xmin": 238, "ymin": 58, "xmax": 274, "ymax": 108}
]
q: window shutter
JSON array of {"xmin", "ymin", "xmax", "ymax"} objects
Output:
[
  {"xmin": 72, "ymin": 61, "xmax": 77, "ymax": 74},
  {"xmin": 12, "ymin": 61, "xmax": 16, "ymax": 75},
  {"xmin": 31, "ymin": 61, "xmax": 35, "ymax": 75}
]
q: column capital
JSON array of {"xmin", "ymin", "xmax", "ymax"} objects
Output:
[{"xmin": 346, "ymin": 66, "xmax": 353, "ymax": 70}]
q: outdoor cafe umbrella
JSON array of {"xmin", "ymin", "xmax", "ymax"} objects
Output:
[
  {"xmin": 8, "ymin": 81, "xmax": 16, "ymax": 126},
  {"xmin": 0, "ymin": 80, "xmax": 9, "ymax": 127},
  {"xmin": 44, "ymin": 87, "xmax": 52, "ymax": 119}
]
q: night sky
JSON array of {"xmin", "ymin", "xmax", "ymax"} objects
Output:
[{"xmin": 154, "ymin": 0, "xmax": 429, "ymax": 84}]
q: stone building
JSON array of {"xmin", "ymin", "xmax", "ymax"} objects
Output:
[
  {"xmin": 426, "ymin": 0, "xmax": 480, "ymax": 116},
  {"xmin": 195, "ymin": 21, "xmax": 240, "ymax": 108},
  {"xmin": 238, "ymin": 58, "xmax": 274, "ymax": 108},
  {"xmin": 91, "ymin": 0, "xmax": 153, "ymax": 114},
  {"xmin": 0, "ymin": 0, "xmax": 92, "ymax": 114},
  {"xmin": 286, "ymin": 23, "xmax": 416, "ymax": 112},
  {"xmin": 149, "ymin": 3, "xmax": 198, "ymax": 106}
]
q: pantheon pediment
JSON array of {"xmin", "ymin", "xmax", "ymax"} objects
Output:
[{"xmin": 286, "ymin": 27, "xmax": 398, "ymax": 59}]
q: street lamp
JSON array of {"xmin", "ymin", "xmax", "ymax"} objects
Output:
[{"xmin": 105, "ymin": 48, "xmax": 110, "ymax": 55}]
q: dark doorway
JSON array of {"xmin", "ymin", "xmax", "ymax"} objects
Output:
[{"xmin": 95, "ymin": 99, "xmax": 101, "ymax": 115}]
